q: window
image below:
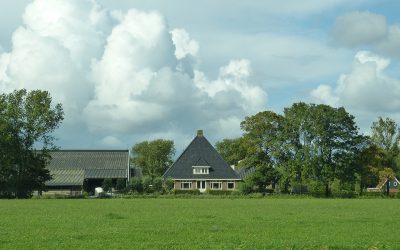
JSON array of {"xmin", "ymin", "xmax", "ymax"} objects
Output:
[
  {"xmin": 193, "ymin": 166, "xmax": 209, "ymax": 174},
  {"xmin": 395, "ymin": 181, "xmax": 398, "ymax": 187},
  {"xmin": 210, "ymin": 181, "xmax": 222, "ymax": 190},
  {"xmin": 181, "ymin": 181, "xmax": 192, "ymax": 189},
  {"xmin": 227, "ymin": 182, "xmax": 235, "ymax": 190}
]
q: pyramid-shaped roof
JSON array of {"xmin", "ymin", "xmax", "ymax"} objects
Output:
[{"xmin": 163, "ymin": 131, "xmax": 241, "ymax": 180}]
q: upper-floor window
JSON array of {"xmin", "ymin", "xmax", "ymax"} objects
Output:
[{"xmin": 193, "ymin": 166, "xmax": 209, "ymax": 174}]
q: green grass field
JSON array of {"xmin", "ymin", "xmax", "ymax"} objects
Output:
[{"xmin": 0, "ymin": 198, "xmax": 399, "ymax": 249}]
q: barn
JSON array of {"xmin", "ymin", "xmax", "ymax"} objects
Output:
[{"xmin": 44, "ymin": 150, "xmax": 130, "ymax": 195}]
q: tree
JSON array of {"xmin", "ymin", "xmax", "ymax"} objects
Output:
[
  {"xmin": 371, "ymin": 117, "xmax": 400, "ymax": 172},
  {"xmin": 240, "ymin": 111, "xmax": 284, "ymax": 191},
  {"xmin": 304, "ymin": 104, "xmax": 362, "ymax": 196},
  {"xmin": 131, "ymin": 139, "xmax": 175, "ymax": 177},
  {"xmin": 0, "ymin": 89, "xmax": 64, "ymax": 198},
  {"xmin": 215, "ymin": 138, "xmax": 247, "ymax": 167}
]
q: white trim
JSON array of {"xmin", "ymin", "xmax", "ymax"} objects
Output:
[
  {"xmin": 180, "ymin": 181, "xmax": 192, "ymax": 190},
  {"xmin": 210, "ymin": 181, "xmax": 223, "ymax": 190}
]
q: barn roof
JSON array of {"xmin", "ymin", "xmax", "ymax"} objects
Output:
[
  {"xmin": 46, "ymin": 150, "xmax": 129, "ymax": 187},
  {"xmin": 163, "ymin": 130, "xmax": 241, "ymax": 180}
]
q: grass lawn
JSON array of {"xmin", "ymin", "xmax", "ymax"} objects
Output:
[{"xmin": 0, "ymin": 198, "xmax": 399, "ymax": 249}]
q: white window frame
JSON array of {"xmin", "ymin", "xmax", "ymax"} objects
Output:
[
  {"xmin": 210, "ymin": 181, "xmax": 222, "ymax": 190},
  {"xmin": 227, "ymin": 181, "xmax": 235, "ymax": 190},
  {"xmin": 180, "ymin": 181, "xmax": 192, "ymax": 190},
  {"xmin": 192, "ymin": 166, "xmax": 210, "ymax": 175}
]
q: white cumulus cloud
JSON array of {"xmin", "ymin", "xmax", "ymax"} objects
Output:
[
  {"xmin": 311, "ymin": 51, "xmax": 400, "ymax": 113},
  {"xmin": 0, "ymin": 0, "xmax": 268, "ymax": 149}
]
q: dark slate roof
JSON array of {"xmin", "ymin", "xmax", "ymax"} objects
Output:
[
  {"xmin": 46, "ymin": 169, "xmax": 85, "ymax": 186},
  {"xmin": 46, "ymin": 150, "xmax": 129, "ymax": 186},
  {"xmin": 163, "ymin": 132, "xmax": 241, "ymax": 180}
]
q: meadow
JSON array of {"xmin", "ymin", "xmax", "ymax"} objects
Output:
[{"xmin": 0, "ymin": 198, "xmax": 399, "ymax": 249}]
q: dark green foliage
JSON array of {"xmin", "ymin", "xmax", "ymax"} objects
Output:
[
  {"xmin": 215, "ymin": 138, "xmax": 247, "ymax": 166},
  {"xmin": 238, "ymin": 180, "xmax": 254, "ymax": 194},
  {"xmin": 152, "ymin": 177, "xmax": 163, "ymax": 193},
  {"xmin": 142, "ymin": 176, "xmax": 153, "ymax": 193},
  {"xmin": 116, "ymin": 179, "xmax": 126, "ymax": 191},
  {"xmin": 129, "ymin": 177, "xmax": 143, "ymax": 193},
  {"xmin": 131, "ymin": 139, "xmax": 175, "ymax": 177},
  {"xmin": 220, "ymin": 102, "xmax": 364, "ymax": 196},
  {"xmin": 163, "ymin": 178, "xmax": 174, "ymax": 193},
  {"xmin": 0, "ymin": 89, "xmax": 64, "ymax": 198}
]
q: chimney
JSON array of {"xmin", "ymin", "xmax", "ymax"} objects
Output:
[{"xmin": 197, "ymin": 130, "xmax": 204, "ymax": 136}]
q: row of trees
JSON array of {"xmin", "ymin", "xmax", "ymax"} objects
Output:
[
  {"xmin": 216, "ymin": 103, "xmax": 400, "ymax": 196},
  {"xmin": 0, "ymin": 89, "xmax": 64, "ymax": 198}
]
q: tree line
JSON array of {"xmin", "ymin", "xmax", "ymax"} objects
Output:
[{"xmin": 216, "ymin": 103, "xmax": 400, "ymax": 196}]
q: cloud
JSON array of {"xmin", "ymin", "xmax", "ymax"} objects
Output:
[
  {"xmin": 171, "ymin": 29, "xmax": 199, "ymax": 60},
  {"xmin": 333, "ymin": 11, "xmax": 387, "ymax": 47},
  {"xmin": 0, "ymin": 0, "xmax": 268, "ymax": 150},
  {"xmin": 311, "ymin": 51, "xmax": 400, "ymax": 113},
  {"xmin": 0, "ymin": 0, "xmax": 112, "ymax": 124},
  {"xmin": 333, "ymin": 11, "xmax": 400, "ymax": 58}
]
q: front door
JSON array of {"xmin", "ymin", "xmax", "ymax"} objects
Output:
[{"xmin": 197, "ymin": 181, "xmax": 206, "ymax": 192}]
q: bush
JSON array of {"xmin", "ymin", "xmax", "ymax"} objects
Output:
[
  {"xmin": 173, "ymin": 189, "xmax": 201, "ymax": 195},
  {"xmin": 247, "ymin": 192, "xmax": 264, "ymax": 198},
  {"xmin": 238, "ymin": 181, "xmax": 253, "ymax": 194},
  {"xmin": 116, "ymin": 179, "xmax": 127, "ymax": 192},
  {"xmin": 163, "ymin": 178, "xmax": 174, "ymax": 193},
  {"xmin": 142, "ymin": 176, "xmax": 153, "ymax": 193},
  {"xmin": 332, "ymin": 190, "xmax": 358, "ymax": 198},
  {"xmin": 152, "ymin": 177, "xmax": 163, "ymax": 193},
  {"xmin": 206, "ymin": 190, "xmax": 240, "ymax": 195},
  {"xmin": 307, "ymin": 180, "xmax": 325, "ymax": 197},
  {"xmin": 290, "ymin": 184, "xmax": 308, "ymax": 194},
  {"xmin": 129, "ymin": 177, "xmax": 143, "ymax": 193}
]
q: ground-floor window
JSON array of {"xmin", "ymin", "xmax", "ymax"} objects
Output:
[
  {"xmin": 180, "ymin": 181, "xmax": 192, "ymax": 189},
  {"xmin": 227, "ymin": 181, "xmax": 235, "ymax": 190},
  {"xmin": 210, "ymin": 181, "xmax": 222, "ymax": 190}
]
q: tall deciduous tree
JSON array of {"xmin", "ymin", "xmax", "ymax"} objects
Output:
[
  {"xmin": 215, "ymin": 138, "xmax": 247, "ymax": 167},
  {"xmin": 240, "ymin": 111, "xmax": 284, "ymax": 190},
  {"xmin": 131, "ymin": 139, "xmax": 175, "ymax": 177},
  {"xmin": 370, "ymin": 117, "xmax": 400, "ymax": 172},
  {"xmin": 0, "ymin": 89, "xmax": 64, "ymax": 198}
]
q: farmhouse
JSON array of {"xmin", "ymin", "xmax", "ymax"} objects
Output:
[
  {"xmin": 163, "ymin": 130, "xmax": 242, "ymax": 192},
  {"xmin": 45, "ymin": 150, "xmax": 130, "ymax": 194},
  {"xmin": 367, "ymin": 177, "xmax": 400, "ymax": 193}
]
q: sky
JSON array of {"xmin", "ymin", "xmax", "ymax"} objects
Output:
[{"xmin": 1, "ymin": 0, "xmax": 400, "ymax": 153}]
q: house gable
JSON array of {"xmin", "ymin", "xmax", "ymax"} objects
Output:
[{"xmin": 163, "ymin": 130, "xmax": 241, "ymax": 180}]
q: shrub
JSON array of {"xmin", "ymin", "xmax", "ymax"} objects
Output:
[
  {"xmin": 129, "ymin": 177, "xmax": 143, "ymax": 193},
  {"xmin": 173, "ymin": 189, "xmax": 201, "ymax": 195},
  {"xmin": 163, "ymin": 178, "xmax": 174, "ymax": 193},
  {"xmin": 116, "ymin": 179, "xmax": 127, "ymax": 192},
  {"xmin": 206, "ymin": 190, "xmax": 240, "ymax": 195},
  {"xmin": 152, "ymin": 177, "xmax": 163, "ymax": 193},
  {"xmin": 142, "ymin": 176, "xmax": 153, "ymax": 193},
  {"xmin": 247, "ymin": 192, "xmax": 264, "ymax": 198},
  {"xmin": 332, "ymin": 190, "xmax": 358, "ymax": 198},
  {"xmin": 238, "ymin": 181, "xmax": 253, "ymax": 194}
]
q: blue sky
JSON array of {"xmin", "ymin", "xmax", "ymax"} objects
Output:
[{"xmin": 0, "ymin": 0, "xmax": 399, "ymax": 153}]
